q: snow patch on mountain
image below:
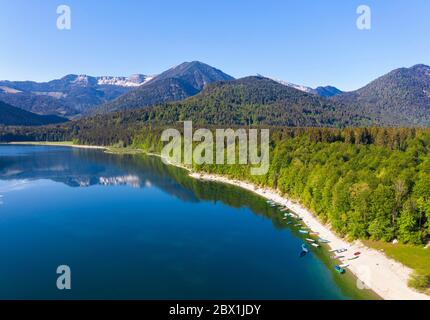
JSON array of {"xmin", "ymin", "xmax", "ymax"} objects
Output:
[
  {"xmin": 0, "ymin": 86, "xmax": 22, "ymax": 94},
  {"xmin": 97, "ymin": 74, "xmax": 155, "ymax": 87},
  {"xmin": 270, "ymin": 78, "xmax": 315, "ymax": 94}
]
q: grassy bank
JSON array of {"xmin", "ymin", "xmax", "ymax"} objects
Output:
[{"xmin": 363, "ymin": 240, "xmax": 430, "ymax": 293}]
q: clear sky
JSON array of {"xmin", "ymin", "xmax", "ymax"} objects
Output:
[{"xmin": 0, "ymin": 0, "xmax": 429, "ymax": 91}]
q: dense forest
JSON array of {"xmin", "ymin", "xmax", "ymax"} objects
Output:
[{"xmin": 132, "ymin": 127, "xmax": 430, "ymax": 246}]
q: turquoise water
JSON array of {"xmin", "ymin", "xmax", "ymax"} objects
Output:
[{"xmin": 0, "ymin": 145, "xmax": 373, "ymax": 299}]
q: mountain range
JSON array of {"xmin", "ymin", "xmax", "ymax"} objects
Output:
[
  {"xmin": 0, "ymin": 74, "xmax": 153, "ymax": 117},
  {"xmin": 1, "ymin": 62, "xmax": 430, "ymax": 127}
]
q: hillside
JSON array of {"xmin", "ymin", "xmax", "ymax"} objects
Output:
[
  {"xmin": 334, "ymin": 64, "xmax": 430, "ymax": 126},
  {"xmin": 0, "ymin": 101, "xmax": 68, "ymax": 126}
]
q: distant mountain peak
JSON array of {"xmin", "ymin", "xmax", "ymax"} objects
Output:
[
  {"xmin": 270, "ymin": 77, "xmax": 342, "ymax": 97},
  {"xmin": 96, "ymin": 61, "xmax": 235, "ymax": 113}
]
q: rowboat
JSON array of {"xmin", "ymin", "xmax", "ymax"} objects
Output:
[
  {"xmin": 354, "ymin": 252, "xmax": 361, "ymax": 256},
  {"xmin": 301, "ymin": 244, "xmax": 309, "ymax": 253},
  {"xmin": 348, "ymin": 256, "xmax": 359, "ymax": 261},
  {"xmin": 335, "ymin": 266, "xmax": 345, "ymax": 274},
  {"xmin": 331, "ymin": 255, "xmax": 344, "ymax": 259},
  {"xmin": 306, "ymin": 238, "xmax": 315, "ymax": 243},
  {"xmin": 335, "ymin": 248, "xmax": 347, "ymax": 253},
  {"xmin": 339, "ymin": 263, "xmax": 349, "ymax": 268},
  {"xmin": 311, "ymin": 243, "xmax": 320, "ymax": 248},
  {"xmin": 299, "ymin": 230, "xmax": 309, "ymax": 234},
  {"xmin": 318, "ymin": 238, "xmax": 330, "ymax": 243}
]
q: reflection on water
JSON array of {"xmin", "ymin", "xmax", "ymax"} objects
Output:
[
  {"xmin": 0, "ymin": 145, "xmax": 375, "ymax": 300},
  {"xmin": 0, "ymin": 145, "xmax": 199, "ymax": 202}
]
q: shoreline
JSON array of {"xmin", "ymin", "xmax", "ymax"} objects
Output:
[
  {"xmin": 4, "ymin": 142, "xmax": 429, "ymax": 300},
  {"xmin": 188, "ymin": 172, "xmax": 429, "ymax": 300},
  {"xmin": 3, "ymin": 141, "xmax": 108, "ymax": 150}
]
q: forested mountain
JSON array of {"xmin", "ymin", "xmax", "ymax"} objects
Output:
[
  {"xmin": 315, "ymin": 86, "xmax": 343, "ymax": 97},
  {"xmin": 0, "ymin": 101, "xmax": 68, "ymax": 126},
  {"xmin": 95, "ymin": 76, "xmax": 369, "ymax": 127},
  {"xmin": 333, "ymin": 64, "xmax": 430, "ymax": 126},
  {"xmin": 98, "ymin": 61, "xmax": 235, "ymax": 113},
  {"xmin": 0, "ymin": 74, "xmax": 153, "ymax": 117}
]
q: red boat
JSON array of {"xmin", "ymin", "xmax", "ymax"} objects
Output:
[{"xmin": 354, "ymin": 252, "xmax": 361, "ymax": 256}]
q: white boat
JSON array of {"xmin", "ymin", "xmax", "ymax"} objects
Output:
[
  {"xmin": 306, "ymin": 238, "xmax": 315, "ymax": 243},
  {"xmin": 330, "ymin": 248, "xmax": 347, "ymax": 253},
  {"xmin": 331, "ymin": 255, "xmax": 345, "ymax": 259},
  {"xmin": 339, "ymin": 263, "xmax": 349, "ymax": 268},
  {"xmin": 336, "ymin": 248, "xmax": 347, "ymax": 253},
  {"xmin": 311, "ymin": 243, "xmax": 320, "ymax": 248}
]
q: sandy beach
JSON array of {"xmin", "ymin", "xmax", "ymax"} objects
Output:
[{"xmin": 189, "ymin": 172, "xmax": 430, "ymax": 300}]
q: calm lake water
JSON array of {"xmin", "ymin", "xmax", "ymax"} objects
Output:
[{"xmin": 0, "ymin": 145, "xmax": 376, "ymax": 299}]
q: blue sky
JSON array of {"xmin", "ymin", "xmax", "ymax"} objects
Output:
[{"xmin": 0, "ymin": 0, "xmax": 429, "ymax": 91}]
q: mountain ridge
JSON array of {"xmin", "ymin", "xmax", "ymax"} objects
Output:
[
  {"xmin": 97, "ymin": 61, "xmax": 235, "ymax": 114},
  {"xmin": 0, "ymin": 101, "xmax": 68, "ymax": 126},
  {"xmin": 333, "ymin": 64, "xmax": 430, "ymax": 126}
]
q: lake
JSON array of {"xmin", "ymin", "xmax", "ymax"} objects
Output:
[{"xmin": 0, "ymin": 145, "xmax": 376, "ymax": 299}]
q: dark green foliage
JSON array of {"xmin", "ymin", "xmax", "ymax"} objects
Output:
[
  {"xmin": 0, "ymin": 101, "xmax": 68, "ymax": 126},
  {"xmin": 408, "ymin": 272, "xmax": 430, "ymax": 292}
]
